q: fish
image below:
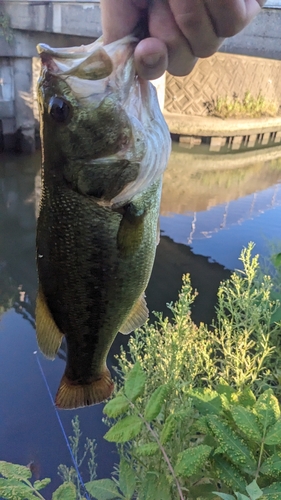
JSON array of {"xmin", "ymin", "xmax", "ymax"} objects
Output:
[{"xmin": 35, "ymin": 34, "xmax": 171, "ymax": 409}]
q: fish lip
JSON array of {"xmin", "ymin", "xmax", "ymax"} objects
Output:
[
  {"xmin": 36, "ymin": 35, "xmax": 138, "ymax": 81},
  {"xmin": 37, "ymin": 42, "xmax": 94, "ymax": 59}
]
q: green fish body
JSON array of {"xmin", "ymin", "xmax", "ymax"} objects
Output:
[{"xmin": 36, "ymin": 35, "xmax": 171, "ymax": 409}]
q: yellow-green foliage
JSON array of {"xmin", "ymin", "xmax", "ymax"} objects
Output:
[
  {"xmin": 207, "ymin": 91, "xmax": 280, "ymax": 118},
  {"xmin": 100, "ymin": 243, "xmax": 281, "ymax": 499}
]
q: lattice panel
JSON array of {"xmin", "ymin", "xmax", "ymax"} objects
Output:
[{"xmin": 165, "ymin": 53, "xmax": 281, "ymax": 116}]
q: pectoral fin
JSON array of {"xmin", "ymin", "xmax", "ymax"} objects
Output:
[
  {"xmin": 119, "ymin": 293, "xmax": 149, "ymax": 334},
  {"xmin": 117, "ymin": 202, "xmax": 146, "ymax": 257},
  {"xmin": 35, "ymin": 285, "xmax": 64, "ymax": 360}
]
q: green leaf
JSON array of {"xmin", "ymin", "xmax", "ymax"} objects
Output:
[
  {"xmin": 144, "ymin": 385, "xmax": 169, "ymax": 422},
  {"xmin": 138, "ymin": 471, "xmax": 171, "ymax": 500},
  {"xmin": 103, "ymin": 395, "xmax": 130, "ymax": 418},
  {"xmin": 160, "ymin": 413, "xmax": 177, "ymax": 445},
  {"xmin": 134, "ymin": 443, "xmax": 159, "ymax": 457},
  {"xmin": 118, "ymin": 459, "xmax": 136, "ymax": 499},
  {"xmin": 189, "ymin": 483, "xmax": 216, "ymax": 498},
  {"xmin": 246, "ymin": 480, "xmax": 263, "ymax": 500},
  {"xmin": 230, "ymin": 406, "xmax": 262, "ymax": 442},
  {"xmin": 175, "ymin": 445, "xmax": 212, "ymax": 478},
  {"xmin": 271, "ymin": 306, "xmax": 281, "ymax": 324},
  {"xmin": 261, "ymin": 481, "xmax": 281, "ymax": 498},
  {"xmin": 104, "ymin": 415, "xmax": 143, "ymax": 443},
  {"xmin": 0, "ymin": 461, "xmax": 31, "ymax": 480},
  {"xmin": 52, "ymin": 482, "xmax": 77, "ymax": 500},
  {"xmin": 213, "ymin": 493, "xmax": 235, "ymax": 500},
  {"xmin": 260, "ymin": 453, "xmax": 281, "ymax": 477},
  {"xmin": 86, "ymin": 479, "xmax": 123, "ymax": 500},
  {"xmin": 207, "ymin": 415, "xmax": 256, "ymax": 471},
  {"xmin": 272, "ymin": 253, "xmax": 281, "ymax": 268},
  {"xmin": 237, "ymin": 388, "xmax": 256, "ymax": 408},
  {"xmin": 195, "ymin": 415, "xmax": 210, "ymax": 434},
  {"xmin": 264, "ymin": 420, "xmax": 281, "ymax": 445},
  {"xmin": 212, "ymin": 456, "xmax": 247, "ymax": 493},
  {"xmin": 0, "ymin": 478, "xmax": 34, "ymax": 500},
  {"xmin": 190, "ymin": 388, "xmax": 223, "ymax": 415},
  {"xmin": 216, "ymin": 380, "xmax": 235, "ymax": 401},
  {"xmin": 235, "ymin": 493, "xmax": 250, "ymax": 500},
  {"xmin": 255, "ymin": 390, "xmax": 280, "ymax": 432},
  {"xmin": 33, "ymin": 478, "xmax": 51, "ymax": 490},
  {"xmin": 124, "ymin": 362, "xmax": 146, "ymax": 402}
]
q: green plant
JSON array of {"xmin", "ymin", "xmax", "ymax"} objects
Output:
[
  {"xmin": 0, "ymin": 416, "xmax": 97, "ymax": 500},
  {"xmin": 0, "ymin": 460, "xmax": 76, "ymax": 499},
  {"xmin": 94, "ymin": 243, "xmax": 281, "ymax": 499},
  {"xmin": 1, "ymin": 244, "xmax": 281, "ymax": 499},
  {"xmin": 206, "ymin": 91, "xmax": 280, "ymax": 119},
  {"xmin": 58, "ymin": 415, "xmax": 97, "ymax": 498}
]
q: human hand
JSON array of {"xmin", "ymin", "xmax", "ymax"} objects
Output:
[{"xmin": 101, "ymin": 0, "xmax": 265, "ymax": 79}]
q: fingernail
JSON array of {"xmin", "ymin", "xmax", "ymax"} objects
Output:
[{"xmin": 143, "ymin": 53, "xmax": 162, "ymax": 68}]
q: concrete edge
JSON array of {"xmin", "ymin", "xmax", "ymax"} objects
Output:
[{"xmin": 163, "ymin": 112, "xmax": 281, "ymax": 137}]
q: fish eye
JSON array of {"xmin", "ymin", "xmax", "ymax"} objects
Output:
[{"xmin": 48, "ymin": 96, "xmax": 72, "ymax": 123}]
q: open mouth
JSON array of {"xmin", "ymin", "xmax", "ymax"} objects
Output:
[{"xmin": 37, "ymin": 35, "xmax": 138, "ymax": 80}]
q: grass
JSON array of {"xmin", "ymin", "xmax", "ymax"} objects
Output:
[{"xmin": 206, "ymin": 91, "xmax": 280, "ymax": 119}]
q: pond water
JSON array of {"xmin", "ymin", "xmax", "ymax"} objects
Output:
[{"xmin": 0, "ymin": 145, "xmax": 281, "ymax": 498}]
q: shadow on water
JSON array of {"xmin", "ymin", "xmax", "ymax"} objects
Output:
[{"xmin": 0, "ymin": 145, "xmax": 281, "ymax": 496}]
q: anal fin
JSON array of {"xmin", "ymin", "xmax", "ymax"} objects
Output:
[
  {"xmin": 55, "ymin": 366, "xmax": 114, "ymax": 409},
  {"xmin": 119, "ymin": 293, "xmax": 149, "ymax": 335},
  {"xmin": 35, "ymin": 285, "xmax": 64, "ymax": 360}
]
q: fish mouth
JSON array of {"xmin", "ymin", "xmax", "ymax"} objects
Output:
[
  {"xmin": 37, "ymin": 35, "xmax": 138, "ymax": 81},
  {"xmin": 37, "ymin": 35, "xmax": 139, "ymax": 102}
]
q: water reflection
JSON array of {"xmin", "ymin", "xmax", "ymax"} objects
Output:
[
  {"xmin": 161, "ymin": 145, "xmax": 281, "ymax": 269},
  {"xmin": 0, "ymin": 145, "xmax": 281, "ymax": 493},
  {"xmin": 161, "ymin": 144, "xmax": 281, "ymax": 214}
]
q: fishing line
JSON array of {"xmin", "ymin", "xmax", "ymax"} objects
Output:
[{"xmin": 33, "ymin": 351, "xmax": 91, "ymax": 500}]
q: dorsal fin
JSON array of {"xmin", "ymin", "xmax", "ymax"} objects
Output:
[
  {"xmin": 119, "ymin": 293, "xmax": 149, "ymax": 335},
  {"xmin": 35, "ymin": 285, "xmax": 64, "ymax": 360}
]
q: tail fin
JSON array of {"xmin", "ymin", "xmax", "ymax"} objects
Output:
[{"xmin": 55, "ymin": 367, "xmax": 114, "ymax": 409}]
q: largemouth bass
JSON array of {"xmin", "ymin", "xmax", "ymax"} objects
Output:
[{"xmin": 36, "ymin": 35, "xmax": 171, "ymax": 409}]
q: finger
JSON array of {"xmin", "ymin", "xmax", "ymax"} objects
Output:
[
  {"xmin": 134, "ymin": 38, "xmax": 168, "ymax": 80},
  {"xmin": 149, "ymin": 0, "xmax": 197, "ymax": 76},
  {"xmin": 204, "ymin": 0, "xmax": 266, "ymax": 38},
  {"xmin": 101, "ymin": 0, "xmax": 141, "ymax": 44},
  {"xmin": 169, "ymin": 0, "xmax": 224, "ymax": 58}
]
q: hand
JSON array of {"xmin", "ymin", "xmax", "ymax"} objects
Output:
[{"xmin": 101, "ymin": 0, "xmax": 265, "ymax": 79}]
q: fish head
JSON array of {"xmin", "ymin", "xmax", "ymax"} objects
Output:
[
  {"xmin": 37, "ymin": 36, "xmax": 137, "ymax": 165},
  {"xmin": 37, "ymin": 35, "xmax": 171, "ymax": 204}
]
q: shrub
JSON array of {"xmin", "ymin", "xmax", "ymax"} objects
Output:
[{"xmin": 1, "ymin": 244, "xmax": 281, "ymax": 499}]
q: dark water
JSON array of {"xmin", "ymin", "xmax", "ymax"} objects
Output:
[{"xmin": 0, "ymin": 145, "xmax": 281, "ymax": 497}]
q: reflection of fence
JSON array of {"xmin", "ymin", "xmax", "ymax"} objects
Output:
[
  {"xmin": 189, "ymin": 184, "xmax": 281, "ymax": 243},
  {"xmin": 161, "ymin": 183, "xmax": 281, "ymax": 245}
]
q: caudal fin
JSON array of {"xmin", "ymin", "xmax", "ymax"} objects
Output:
[{"xmin": 55, "ymin": 367, "xmax": 114, "ymax": 409}]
